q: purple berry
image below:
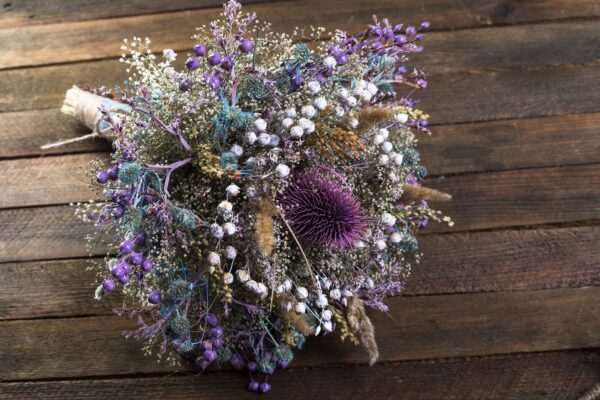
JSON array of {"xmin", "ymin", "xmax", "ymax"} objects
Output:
[
  {"xmin": 207, "ymin": 52, "xmax": 221, "ymax": 66},
  {"xmin": 107, "ymin": 166, "xmax": 119, "ymax": 180},
  {"xmin": 334, "ymin": 51, "xmax": 348, "ymax": 66},
  {"xmin": 118, "ymin": 260, "xmax": 131, "ymax": 273},
  {"xmin": 179, "ymin": 79, "xmax": 191, "ymax": 92},
  {"xmin": 248, "ymin": 381, "xmax": 259, "ymax": 392},
  {"xmin": 201, "ymin": 340, "xmax": 213, "ymax": 351},
  {"xmin": 421, "ymin": 21, "xmax": 431, "ymax": 29},
  {"xmin": 292, "ymin": 74, "xmax": 304, "ymax": 87},
  {"xmin": 205, "ymin": 313, "xmax": 218, "ymax": 327},
  {"xmin": 111, "ymin": 207, "xmax": 124, "ymax": 218},
  {"xmin": 148, "ymin": 290, "xmax": 161, "ymax": 305},
  {"xmin": 193, "ymin": 43, "xmax": 207, "ymax": 56},
  {"xmin": 247, "ymin": 361, "xmax": 257, "ymax": 372},
  {"xmin": 394, "ymin": 23, "xmax": 404, "ymax": 33},
  {"xmin": 260, "ymin": 382, "xmax": 271, "ymax": 393},
  {"xmin": 394, "ymin": 35, "xmax": 407, "ymax": 45},
  {"xmin": 220, "ymin": 56, "xmax": 234, "ymax": 71},
  {"xmin": 210, "ymin": 326, "xmax": 224, "ymax": 338},
  {"xmin": 123, "ymin": 149, "xmax": 134, "ymax": 161},
  {"xmin": 212, "ymin": 336, "xmax": 223, "ymax": 348},
  {"xmin": 96, "ymin": 171, "xmax": 109, "ymax": 184},
  {"xmin": 204, "ymin": 350, "xmax": 217, "ymax": 362},
  {"xmin": 102, "ymin": 279, "xmax": 116, "ymax": 292},
  {"xmin": 118, "ymin": 274, "xmax": 129, "ymax": 284},
  {"xmin": 135, "ymin": 270, "xmax": 144, "ymax": 282},
  {"xmin": 383, "ymin": 26, "xmax": 394, "ymax": 39},
  {"xmin": 230, "ymin": 354, "xmax": 245, "ymax": 371},
  {"xmin": 406, "ymin": 26, "xmax": 417, "ymax": 36},
  {"xmin": 141, "ymin": 258, "xmax": 153, "ymax": 272},
  {"xmin": 111, "ymin": 266, "xmax": 125, "ymax": 278},
  {"xmin": 371, "ymin": 26, "xmax": 383, "ymax": 37},
  {"xmin": 204, "ymin": 74, "xmax": 220, "ymax": 90},
  {"xmin": 372, "ymin": 42, "xmax": 383, "ymax": 50},
  {"xmin": 239, "ymin": 38, "xmax": 253, "ymax": 53},
  {"xmin": 195, "ymin": 356, "xmax": 210, "ymax": 370},
  {"xmin": 134, "ymin": 232, "xmax": 146, "ymax": 246},
  {"xmin": 279, "ymin": 360, "xmax": 290, "ymax": 368},
  {"xmin": 130, "ymin": 252, "xmax": 143, "ymax": 265},
  {"xmin": 185, "ymin": 57, "xmax": 199, "ymax": 70},
  {"xmin": 119, "ymin": 240, "xmax": 134, "ymax": 255}
]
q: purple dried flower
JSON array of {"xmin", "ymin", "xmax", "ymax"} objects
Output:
[
  {"xmin": 279, "ymin": 173, "xmax": 367, "ymax": 249},
  {"xmin": 208, "ymin": 52, "xmax": 222, "ymax": 66},
  {"xmin": 193, "ymin": 43, "xmax": 207, "ymax": 56},
  {"xmin": 185, "ymin": 57, "xmax": 199, "ymax": 70},
  {"xmin": 239, "ymin": 38, "xmax": 253, "ymax": 53}
]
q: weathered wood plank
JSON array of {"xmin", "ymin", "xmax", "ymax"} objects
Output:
[
  {"xmin": 420, "ymin": 113, "xmax": 600, "ymax": 175},
  {"xmin": 2, "ymin": 164, "xmax": 600, "ymax": 261},
  {"xmin": 2, "ymin": 287, "xmax": 600, "ymax": 380},
  {"xmin": 0, "ymin": 0, "xmax": 271, "ymax": 28},
  {"xmin": 0, "ymin": 153, "xmax": 107, "ymax": 209},
  {"xmin": 2, "ymin": 21, "xmax": 600, "ymax": 112},
  {"xmin": 2, "ymin": 226, "xmax": 599, "ymax": 320},
  {"xmin": 3, "ymin": 0, "xmax": 599, "ymax": 29},
  {"xmin": 1, "ymin": 350, "xmax": 599, "ymax": 400},
  {"xmin": 1, "ymin": 4, "xmax": 600, "ymax": 70},
  {"xmin": 428, "ymin": 163, "xmax": 600, "ymax": 233}
]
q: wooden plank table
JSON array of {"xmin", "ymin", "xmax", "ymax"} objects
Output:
[{"xmin": 1, "ymin": 1, "xmax": 600, "ymax": 398}]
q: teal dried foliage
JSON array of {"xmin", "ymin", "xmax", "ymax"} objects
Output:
[
  {"xmin": 239, "ymin": 75, "xmax": 270, "ymax": 101},
  {"xmin": 179, "ymin": 339, "xmax": 194, "ymax": 353},
  {"xmin": 211, "ymin": 95, "xmax": 253, "ymax": 145},
  {"xmin": 257, "ymin": 357, "xmax": 276, "ymax": 374},
  {"xmin": 168, "ymin": 279, "xmax": 193, "ymax": 301},
  {"xmin": 173, "ymin": 208, "xmax": 197, "ymax": 229},
  {"xmin": 274, "ymin": 344, "xmax": 294, "ymax": 363},
  {"xmin": 413, "ymin": 165, "xmax": 428, "ymax": 181},
  {"xmin": 217, "ymin": 347, "xmax": 233, "ymax": 363},
  {"xmin": 220, "ymin": 152, "xmax": 239, "ymax": 170},
  {"xmin": 118, "ymin": 162, "xmax": 142, "ymax": 185},
  {"xmin": 290, "ymin": 331, "xmax": 306, "ymax": 349},
  {"xmin": 397, "ymin": 233, "xmax": 419, "ymax": 253},
  {"xmin": 170, "ymin": 315, "xmax": 191, "ymax": 337},
  {"xmin": 402, "ymin": 147, "xmax": 420, "ymax": 166},
  {"xmin": 122, "ymin": 207, "xmax": 143, "ymax": 233},
  {"xmin": 291, "ymin": 43, "xmax": 311, "ymax": 64}
]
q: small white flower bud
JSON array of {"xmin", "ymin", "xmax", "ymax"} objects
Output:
[
  {"xmin": 229, "ymin": 144, "xmax": 243, "ymax": 158},
  {"xmin": 354, "ymin": 240, "xmax": 367, "ymax": 249},
  {"xmin": 315, "ymin": 293, "xmax": 328, "ymax": 308},
  {"xmin": 246, "ymin": 131, "xmax": 257, "ymax": 144},
  {"xmin": 269, "ymin": 134, "xmax": 280, "ymax": 147},
  {"xmin": 373, "ymin": 134, "xmax": 384, "ymax": 145},
  {"xmin": 393, "ymin": 153, "xmax": 404, "ymax": 165},
  {"xmin": 290, "ymin": 125, "xmax": 304, "ymax": 138},
  {"xmin": 367, "ymin": 82, "xmax": 379, "ymax": 95},
  {"xmin": 223, "ymin": 272, "xmax": 234, "ymax": 285},
  {"xmin": 284, "ymin": 279, "xmax": 293, "ymax": 291},
  {"xmin": 395, "ymin": 113, "xmax": 409, "ymax": 124},
  {"xmin": 254, "ymin": 118, "xmax": 267, "ymax": 132},
  {"xmin": 236, "ymin": 269, "xmax": 250, "ymax": 283},
  {"xmin": 323, "ymin": 56, "xmax": 337, "ymax": 68},
  {"xmin": 321, "ymin": 309, "xmax": 333, "ymax": 322},
  {"xmin": 359, "ymin": 90, "xmax": 372, "ymax": 102},
  {"xmin": 217, "ymin": 200, "xmax": 233, "ymax": 214},
  {"xmin": 222, "ymin": 222, "xmax": 236, "ymax": 236},
  {"xmin": 335, "ymin": 106, "xmax": 345, "ymax": 117},
  {"xmin": 356, "ymin": 79, "xmax": 367, "ymax": 90},
  {"xmin": 365, "ymin": 277, "xmax": 375, "ymax": 289},
  {"xmin": 381, "ymin": 212, "xmax": 397, "ymax": 226},
  {"xmin": 302, "ymin": 105, "xmax": 316, "ymax": 119},
  {"xmin": 307, "ymin": 81, "xmax": 321, "ymax": 93},
  {"xmin": 314, "ymin": 97, "xmax": 327, "ymax": 110},
  {"xmin": 322, "ymin": 320, "xmax": 333, "ymax": 332},
  {"xmin": 210, "ymin": 223, "xmax": 224, "ymax": 239},
  {"xmin": 258, "ymin": 132, "xmax": 271, "ymax": 146},
  {"xmin": 162, "ymin": 48, "xmax": 177, "ymax": 62},
  {"xmin": 379, "ymin": 154, "xmax": 390, "ymax": 165},
  {"xmin": 285, "ymin": 108, "xmax": 297, "ymax": 118},
  {"xmin": 338, "ymin": 88, "xmax": 349, "ymax": 99},
  {"xmin": 379, "ymin": 128, "xmax": 389, "ymax": 139},
  {"xmin": 256, "ymin": 282, "xmax": 268, "ymax": 299},
  {"xmin": 375, "ymin": 239, "xmax": 387, "ymax": 251},
  {"xmin": 329, "ymin": 288, "xmax": 341, "ymax": 300},
  {"xmin": 306, "ymin": 120, "xmax": 315, "ymax": 133},
  {"xmin": 294, "ymin": 302, "xmax": 306, "ymax": 314},
  {"xmin": 348, "ymin": 118, "xmax": 359, "ymax": 129},
  {"xmin": 381, "ymin": 141, "xmax": 393, "ymax": 153},
  {"xmin": 346, "ymin": 96, "xmax": 357, "ymax": 107},
  {"xmin": 207, "ymin": 252, "xmax": 221, "ymax": 265},
  {"xmin": 224, "ymin": 246, "xmax": 237, "ymax": 259},
  {"xmin": 295, "ymin": 286, "xmax": 309, "ymax": 299},
  {"xmin": 281, "ymin": 117, "xmax": 294, "ymax": 129},
  {"xmin": 341, "ymin": 287, "xmax": 353, "ymax": 297},
  {"xmin": 390, "ymin": 232, "xmax": 403, "ymax": 243},
  {"xmin": 246, "ymin": 279, "xmax": 259, "ymax": 292},
  {"xmin": 226, "ymin": 184, "xmax": 240, "ymax": 197},
  {"xmin": 276, "ymin": 163, "xmax": 290, "ymax": 177}
]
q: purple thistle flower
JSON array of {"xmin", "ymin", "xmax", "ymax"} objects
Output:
[{"xmin": 279, "ymin": 173, "xmax": 367, "ymax": 249}]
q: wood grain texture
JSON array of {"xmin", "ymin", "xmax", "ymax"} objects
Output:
[
  {"xmin": 2, "ymin": 20, "xmax": 600, "ymax": 112},
  {"xmin": 1, "ymin": 351, "xmax": 599, "ymax": 400},
  {"xmin": 2, "ymin": 226, "xmax": 599, "ymax": 320},
  {"xmin": 3, "ymin": 0, "xmax": 600, "ymax": 29},
  {"xmin": 1, "ymin": 2, "xmax": 600, "ymax": 69},
  {"xmin": 428, "ymin": 163, "xmax": 600, "ymax": 232},
  {"xmin": 0, "ymin": 0, "xmax": 271, "ymax": 28},
  {"xmin": 2, "ymin": 286, "xmax": 600, "ymax": 380},
  {"xmin": 420, "ymin": 113, "xmax": 600, "ymax": 175}
]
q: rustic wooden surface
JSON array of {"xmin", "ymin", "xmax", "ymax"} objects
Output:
[{"xmin": 1, "ymin": 0, "xmax": 599, "ymax": 398}]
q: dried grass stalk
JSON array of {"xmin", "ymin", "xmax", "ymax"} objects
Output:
[
  {"xmin": 276, "ymin": 294, "xmax": 315, "ymax": 335},
  {"xmin": 357, "ymin": 107, "xmax": 395, "ymax": 131},
  {"xmin": 346, "ymin": 296, "xmax": 379, "ymax": 365},
  {"xmin": 255, "ymin": 197, "xmax": 277, "ymax": 256},
  {"xmin": 402, "ymin": 184, "xmax": 452, "ymax": 202}
]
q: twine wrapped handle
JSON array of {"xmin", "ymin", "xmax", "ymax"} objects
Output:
[{"xmin": 41, "ymin": 85, "xmax": 130, "ymax": 149}]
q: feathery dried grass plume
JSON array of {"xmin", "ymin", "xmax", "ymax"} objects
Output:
[
  {"xmin": 402, "ymin": 184, "xmax": 452, "ymax": 202},
  {"xmin": 357, "ymin": 107, "xmax": 395, "ymax": 131},
  {"xmin": 346, "ymin": 296, "xmax": 379, "ymax": 365},
  {"xmin": 255, "ymin": 197, "xmax": 277, "ymax": 256}
]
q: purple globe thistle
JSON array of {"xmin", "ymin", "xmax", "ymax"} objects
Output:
[
  {"xmin": 239, "ymin": 38, "xmax": 253, "ymax": 53},
  {"xmin": 279, "ymin": 173, "xmax": 367, "ymax": 249}
]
